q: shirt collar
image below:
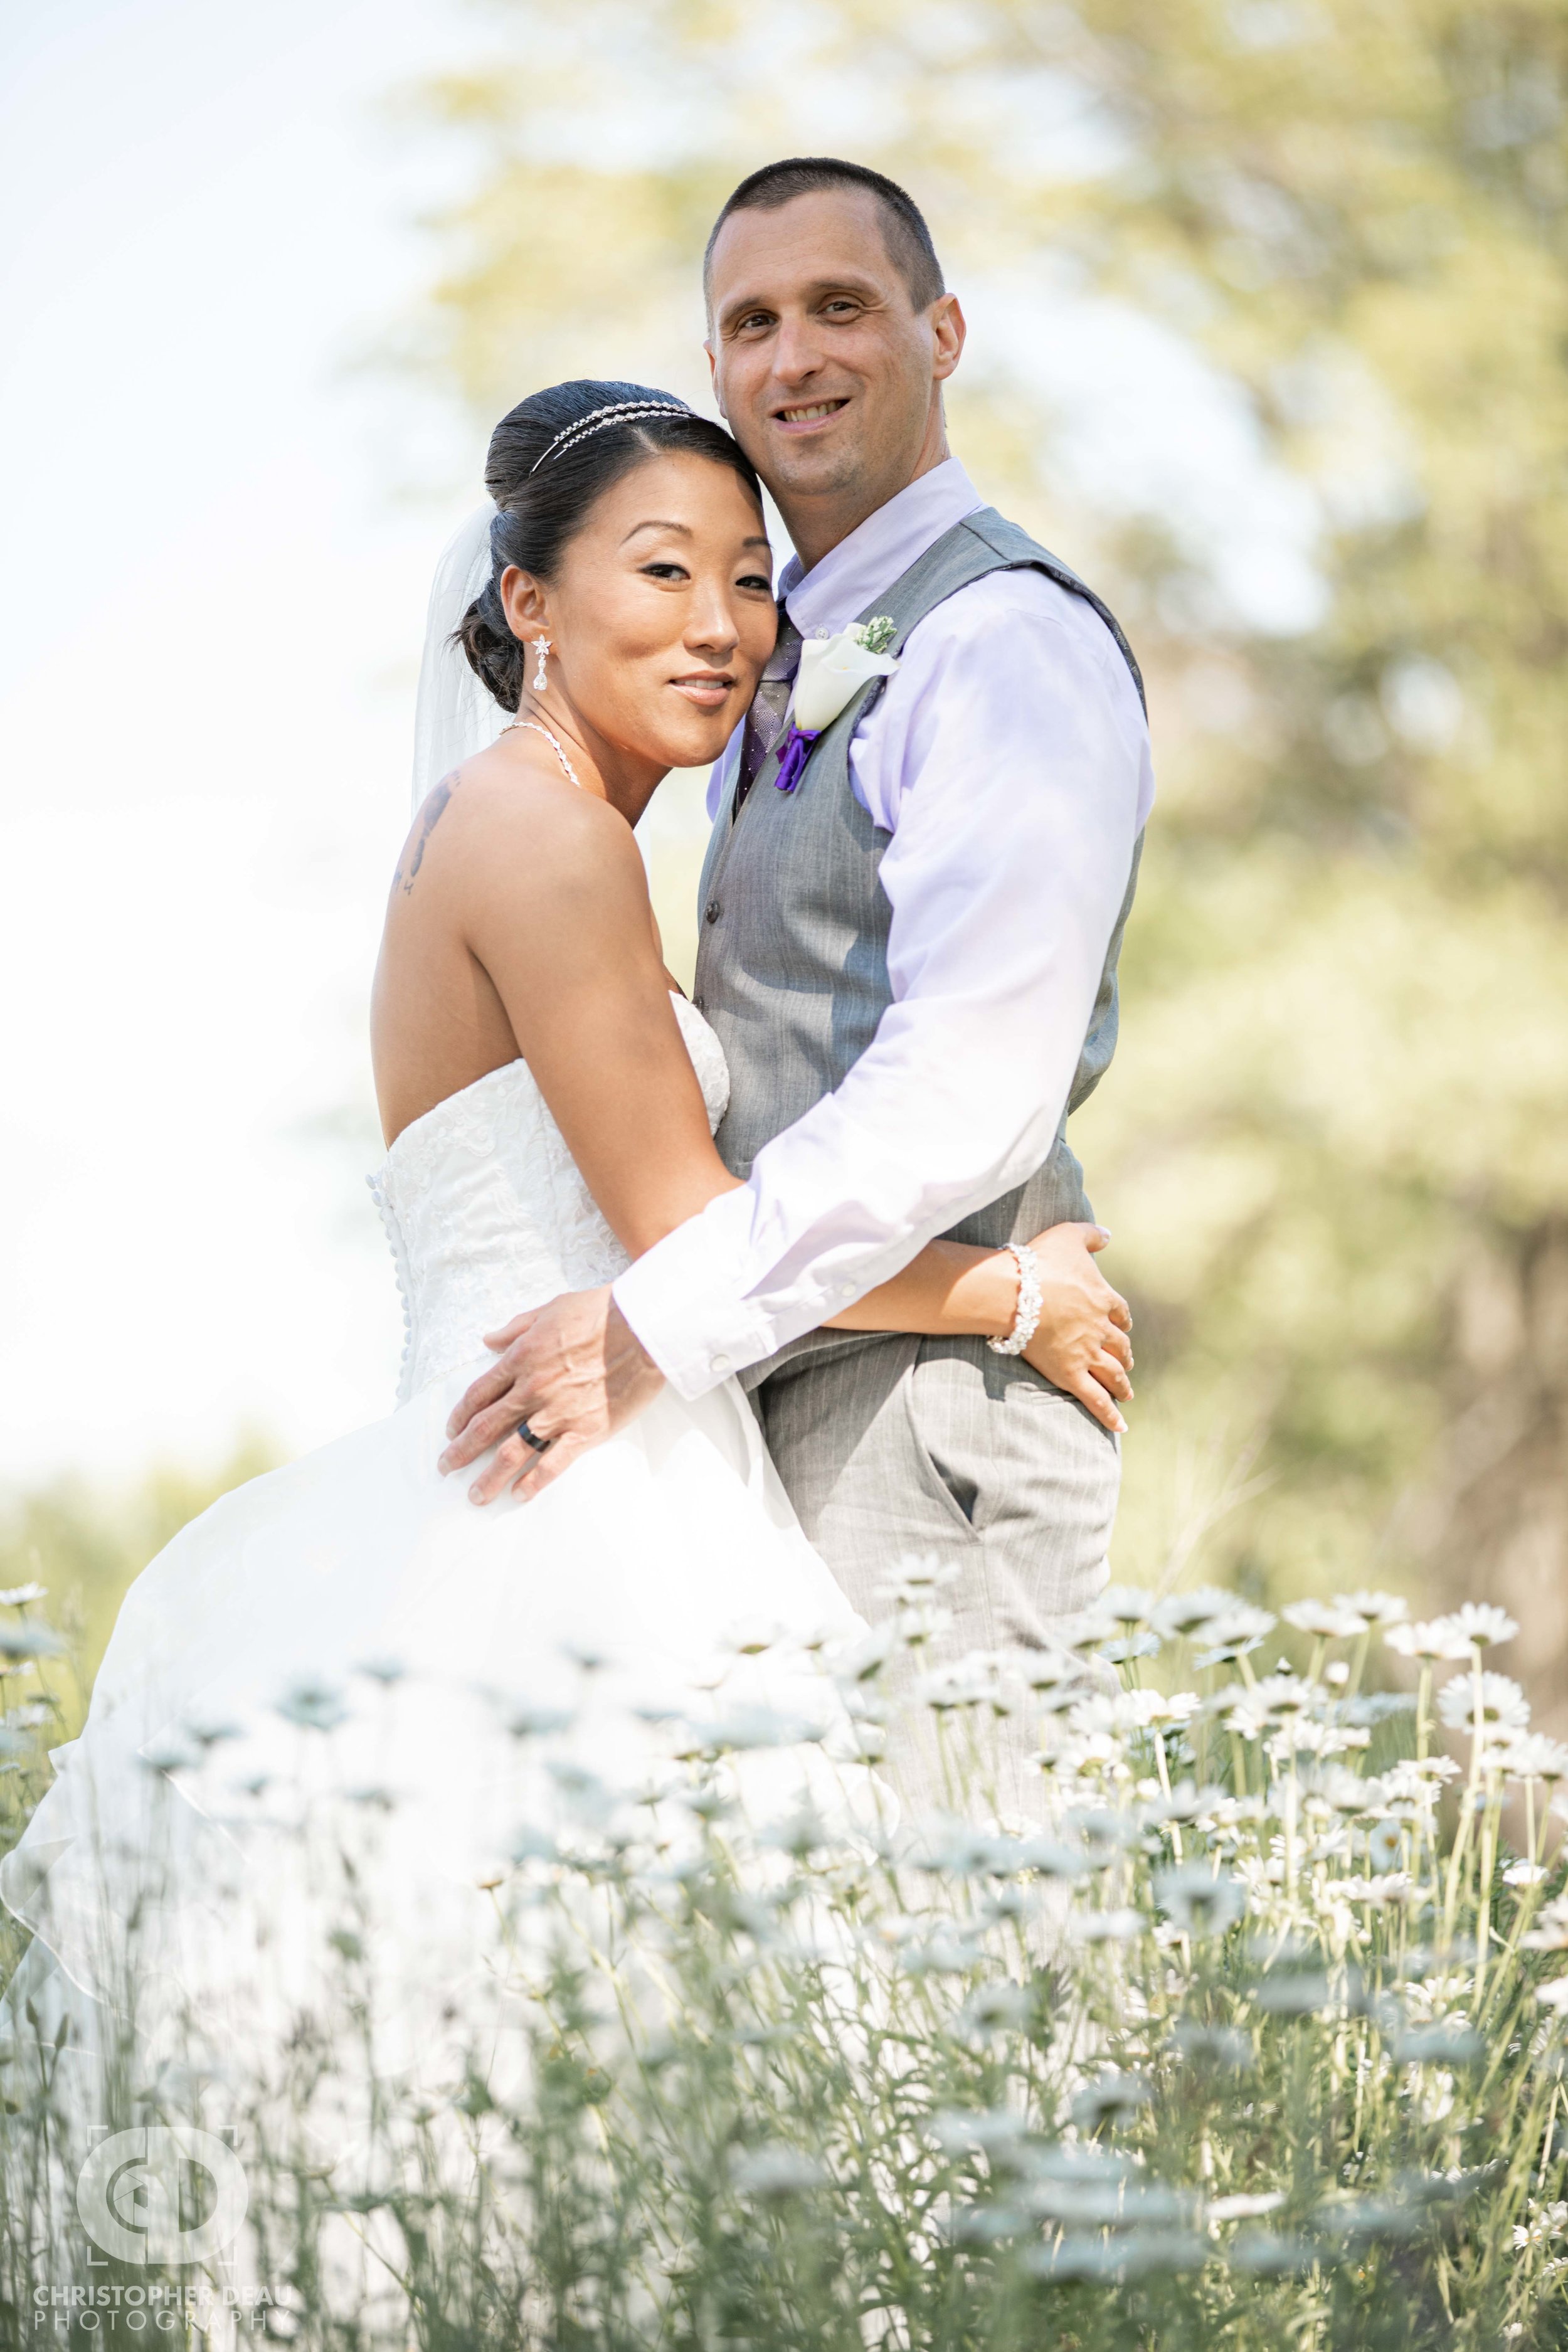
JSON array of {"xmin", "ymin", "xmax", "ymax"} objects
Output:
[{"xmin": 778, "ymin": 457, "xmax": 985, "ymax": 637}]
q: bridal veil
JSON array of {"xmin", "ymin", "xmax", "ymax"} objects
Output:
[{"xmin": 409, "ymin": 501, "xmax": 507, "ymax": 813}]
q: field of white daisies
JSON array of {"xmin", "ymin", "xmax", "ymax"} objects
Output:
[{"xmin": 3, "ymin": 1566, "xmax": 1568, "ymax": 2348}]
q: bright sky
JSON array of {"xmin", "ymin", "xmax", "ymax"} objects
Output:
[
  {"xmin": 0, "ymin": 0, "xmax": 485, "ymax": 1480},
  {"xmin": 0, "ymin": 0, "xmax": 1324, "ymax": 1491}
]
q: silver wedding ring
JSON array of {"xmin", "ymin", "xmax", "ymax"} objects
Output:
[{"xmin": 514, "ymin": 1419, "xmax": 550, "ymax": 1454}]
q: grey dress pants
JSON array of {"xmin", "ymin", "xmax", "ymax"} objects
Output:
[{"xmin": 749, "ymin": 1332, "xmax": 1119, "ymax": 1821}]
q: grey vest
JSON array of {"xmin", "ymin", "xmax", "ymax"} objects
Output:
[{"xmin": 693, "ymin": 505, "xmax": 1145, "ymax": 1269}]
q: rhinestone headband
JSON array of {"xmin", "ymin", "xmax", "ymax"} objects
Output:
[{"xmin": 529, "ymin": 400, "xmax": 695, "ymax": 474}]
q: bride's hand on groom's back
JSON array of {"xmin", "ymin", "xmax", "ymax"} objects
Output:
[{"xmin": 1021, "ymin": 1224, "xmax": 1134, "ymax": 1438}]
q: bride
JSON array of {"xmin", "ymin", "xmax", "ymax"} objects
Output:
[{"xmin": 0, "ymin": 379, "xmax": 1131, "ymax": 2096}]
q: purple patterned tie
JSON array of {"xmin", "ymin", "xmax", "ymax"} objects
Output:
[{"xmin": 734, "ymin": 612, "xmax": 803, "ymax": 815}]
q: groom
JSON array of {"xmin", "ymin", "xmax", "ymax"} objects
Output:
[{"xmin": 444, "ymin": 157, "xmax": 1153, "ymax": 1803}]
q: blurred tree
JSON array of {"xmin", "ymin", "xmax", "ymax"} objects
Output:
[{"xmin": 414, "ymin": 2, "xmax": 1568, "ymax": 1714}]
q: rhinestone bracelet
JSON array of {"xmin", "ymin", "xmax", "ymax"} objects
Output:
[{"xmin": 987, "ymin": 1241, "xmax": 1044, "ymax": 1357}]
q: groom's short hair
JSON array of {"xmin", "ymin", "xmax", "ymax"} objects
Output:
[{"xmin": 705, "ymin": 158, "xmax": 946, "ymax": 314}]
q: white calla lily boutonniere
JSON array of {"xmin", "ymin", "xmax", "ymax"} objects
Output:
[{"xmin": 773, "ymin": 616, "xmax": 899, "ymax": 793}]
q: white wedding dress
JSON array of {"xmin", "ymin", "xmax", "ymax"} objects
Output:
[{"xmin": 0, "ymin": 995, "xmax": 871, "ymax": 2106}]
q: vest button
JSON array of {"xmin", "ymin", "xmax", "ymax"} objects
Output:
[
  {"xmin": 704, "ymin": 899, "xmax": 722, "ymax": 924},
  {"xmin": 692, "ymin": 994, "xmax": 706, "ymax": 1012}
]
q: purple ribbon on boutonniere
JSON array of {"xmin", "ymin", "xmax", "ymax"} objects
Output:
[
  {"xmin": 769, "ymin": 620, "xmax": 899, "ymax": 798},
  {"xmin": 773, "ymin": 724, "xmax": 819, "ymax": 794}
]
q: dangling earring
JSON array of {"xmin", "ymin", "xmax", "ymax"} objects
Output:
[{"xmin": 531, "ymin": 637, "xmax": 551, "ymax": 692}]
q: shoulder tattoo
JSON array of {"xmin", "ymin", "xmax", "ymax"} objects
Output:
[{"xmin": 393, "ymin": 771, "xmax": 460, "ymax": 896}]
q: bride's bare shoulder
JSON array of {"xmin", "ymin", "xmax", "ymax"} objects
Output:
[{"xmin": 389, "ymin": 739, "xmax": 640, "ymax": 913}]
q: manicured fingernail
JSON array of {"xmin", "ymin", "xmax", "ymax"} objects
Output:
[{"xmin": 469, "ymin": 1485, "xmax": 484, "ymax": 1505}]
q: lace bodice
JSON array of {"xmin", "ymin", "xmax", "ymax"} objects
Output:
[{"xmin": 368, "ymin": 993, "xmax": 729, "ymax": 1404}]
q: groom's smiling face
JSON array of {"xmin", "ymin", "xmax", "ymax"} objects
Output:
[{"xmin": 705, "ymin": 188, "xmax": 963, "ymax": 564}]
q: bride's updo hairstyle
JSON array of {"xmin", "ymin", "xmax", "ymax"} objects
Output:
[{"xmin": 457, "ymin": 378, "xmax": 764, "ymax": 711}]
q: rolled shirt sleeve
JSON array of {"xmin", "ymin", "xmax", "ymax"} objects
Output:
[{"xmin": 613, "ymin": 568, "xmax": 1153, "ymax": 1399}]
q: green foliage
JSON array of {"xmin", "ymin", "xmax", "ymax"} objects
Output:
[
  {"xmin": 409, "ymin": 0, "xmax": 1568, "ymax": 1698},
  {"xmin": 0, "ymin": 1436, "xmax": 277, "ymax": 1718}
]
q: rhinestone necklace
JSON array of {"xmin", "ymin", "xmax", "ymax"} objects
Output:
[{"xmin": 502, "ymin": 715, "xmax": 583, "ymax": 790}]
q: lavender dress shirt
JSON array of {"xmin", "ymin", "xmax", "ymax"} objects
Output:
[{"xmin": 613, "ymin": 458, "xmax": 1155, "ymax": 1399}]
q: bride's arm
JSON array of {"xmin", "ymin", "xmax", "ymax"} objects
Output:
[
  {"xmin": 820, "ymin": 1224, "xmax": 1132, "ymax": 1434},
  {"xmin": 448, "ymin": 776, "xmax": 744, "ymax": 1248},
  {"xmin": 450, "ymin": 781, "xmax": 1130, "ymax": 1431}
]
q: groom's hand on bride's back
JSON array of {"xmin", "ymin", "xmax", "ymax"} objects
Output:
[{"xmin": 438, "ymin": 1288, "xmax": 665, "ymax": 1504}]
